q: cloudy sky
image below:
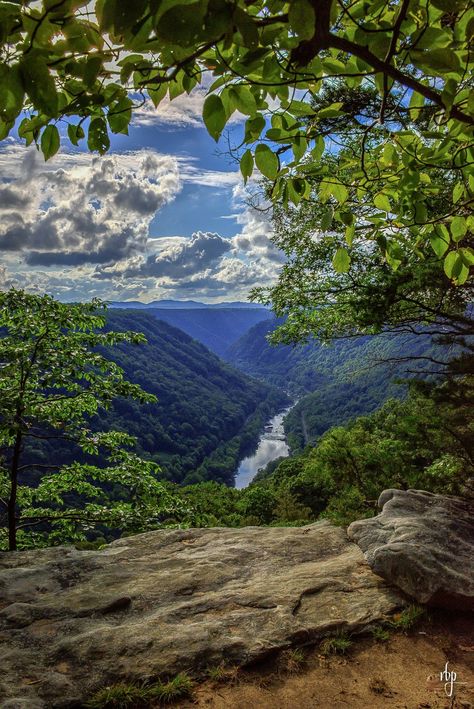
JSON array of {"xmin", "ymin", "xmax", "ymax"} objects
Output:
[{"xmin": 0, "ymin": 91, "xmax": 284, "ymax": 303}]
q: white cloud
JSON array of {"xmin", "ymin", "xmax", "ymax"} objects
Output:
[
  {"xmin": 132, "ymin": 82, "xmax": 246, "ymax": 130},
  {"xmin": 0, "ymin": 143, "xmax": 283, "ymax": 302},
  {"xmin": 0, "ymin": 146, "xmax": 181, "ymax": 266},
  {"xmin": 133, "ymin": 90, "xmax": 207, "ymax": 128}
]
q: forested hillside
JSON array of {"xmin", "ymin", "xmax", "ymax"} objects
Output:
[
  {"xmin": 26, "ymin": 311, "xmax": 287, "ymax": 486},
  {"xmin": 226, "ymin": 318, "xmax": 448, "ymax": 451},
  {"xmin": 145, "ymin": 308, "xmax": 272, "ymax": 356},
  {"xmin": 101, "ymin": 311, "xmax": 288, "ymax": 483}
]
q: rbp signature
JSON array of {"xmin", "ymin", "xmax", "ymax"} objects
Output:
[{"xmin": 440, "ymin": 661, "xmax": 457, "ymax": 698}]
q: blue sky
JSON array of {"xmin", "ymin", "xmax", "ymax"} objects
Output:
[{"xmin": 0, "ymin": 91, "xmax": 283, "ymax": 303}]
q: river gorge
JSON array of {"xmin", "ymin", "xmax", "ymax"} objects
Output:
[{"xmin": 234, "ymin": 406, "xmax": 293, "ymax": 489}]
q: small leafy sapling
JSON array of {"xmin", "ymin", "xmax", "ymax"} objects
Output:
[{"xmin": 0, "ymin": 289, "xmax": 183, "ymax": 551}]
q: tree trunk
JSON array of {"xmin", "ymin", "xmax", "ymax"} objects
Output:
[{"xmin": 7, "ymin": 429, "xmax": 22, "ymax": 552}]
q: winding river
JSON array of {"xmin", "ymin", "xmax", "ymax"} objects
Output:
[{"xmin": 234, "ymin": 406, "xmax": 293, "ymax": 489}]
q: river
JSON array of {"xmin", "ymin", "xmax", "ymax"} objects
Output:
[{"xmin": 234, "ymin": 406, "xmax": 293, "ymax": 489}]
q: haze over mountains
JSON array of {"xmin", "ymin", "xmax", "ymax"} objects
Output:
[
  {"xmin": 109, "ymin": 300, "xmax": 272, "ymax": 356},
  {"xmin": 109, "ymin": 300, "xmax": 267, "ymax": 310}
]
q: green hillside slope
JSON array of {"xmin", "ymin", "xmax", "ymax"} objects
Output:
[
  {"xmin": 225, "ymin": 318, "xmax": 447, "ymax": 451},
  {"xmin": 146, "ymin": 307, "xmax": 273, "ymax": 356},
  {"xmin": 26, "ymin": 311, "xmax": 288, "ymax": 485}
]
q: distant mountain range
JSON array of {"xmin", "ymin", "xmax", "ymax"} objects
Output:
[
  {"xmin": 145, "ymin": 307, "xmax": 273, "ymax": 357},
  {"xmin": 108, "ymin": 301, "xmax": 273, "ymax": 357},
  {"xmin": 109, "ymin": 299, "xmax": 267, "ymax": 310}
]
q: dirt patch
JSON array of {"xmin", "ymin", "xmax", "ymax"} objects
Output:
[{"xmin": 182, "ymin": 611, "xmax": 474, "ymax": 709}]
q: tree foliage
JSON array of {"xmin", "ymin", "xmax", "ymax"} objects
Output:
[
  {"xmin": 0, "ymin": 0, "xmax": 472, "ymax": 282},
  {"xmin": 0, "ymin": 290, "xmax": 184, "ymax": 551},
  {"xmin": 252, "ymin": 132, "xmax": 473, "ymax": 346}
]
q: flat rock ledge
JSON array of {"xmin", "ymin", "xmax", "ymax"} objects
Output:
[
  {"xmin": 348, "ymin": 489, "xmax": 474, "ymax": 611},
  {"xmin": 0, "ymin": 522, "xmax": 405, "ymax": 708}
]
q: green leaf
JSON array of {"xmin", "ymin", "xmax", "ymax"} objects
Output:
[
  {"xmin": 373, "ymin": 193, "xmax": 391, "ymax": 212},
  {"xmin": 386, "ymin": 242, "xmax": 404, "ymax": 270},
  {"xmin": 345, "ymin": 224, "xmax": 355, "ymax": 247},
  {"xmin": 255, "ymin": 144, "xmax": 279, "ymax": 180},
  {"xmin": 328, "ymin": 181, "xmax": 349, "ymax": 204},
  {"xmin": 108, "ymin": 96, "xmax": 132, "ymax": 134},
  {"xmin": 20, "ymin": 54, "xmax": 58, "ymax": 118},
  {"xmin": 148, "ymin": 81, "xmax": 167, "ymax": 108},
  {"xmin": 408, "ymin": 91, "xmax": 425, "ymax": 120},
  {"xmin": 410, "ymin": 48, "xmax": 462, "ymax": 73},
  {"xmin": 240, "ymin": 149, "xmax": 253, "ymax": 183},
  {"xmin": 67, "ymin": 123, "xmax": 85, "ymax": 146},
  {"xmin": 332, "ymin": 247, "xmax": 351, "ymax": 273},
  {"xmin": 40, "ymin": 124, "xmax": 60, "ymax": 161},
  {"xmin": 0, "ymin": 63, "xmax": 24, "ymax": 122},
  {"xmin": 321, "ymin": 208, "xmax": 334, "ymax": 231},
  {"xmin": 452, "ymin": 182, "xmax": 464, "ymax": 204},
  {"xmin": 87, "ymin": 117, "xmax": 110, "ymax": 154},
  {"xmin": 456, "ymin": 262, "xmax": 470, "ymax": 285},
  {"xmin": 317, "ymin": 102, "xmax": 344, "ymax": 119},
  {"xmin": 443, "ymin": 251, "xmax": 463, "ymax": 279},
  {"xmin": 322, "ymin": 58, "xmax": 346, "ymax": 75},
  {"xmin": 245, "ymin": 114, "xmax": 266, "ymax": 142},
  {"xmin": 292, "ymin": 135, "xmax": 307, "ymax": 162},
  {"xmin": 288, "ymin": 0, "xmax": 315, "ymax": 40},
  {"xmin": 450, "ymin": 216, "xmax": 467, "ymax": 242},
  {"xmin": 203, "ymin": 94, "xmax": 226, "ymax": 142},
  {"xmin": 430, "ymin": 232, "xmax": 449, "ymax": 258},
  {"xmin": 155, "ymin": 3, "xmax": 206, "ymax": 48},
  {"xmin": 459, "ymin": 247, "xmax": 474, "ymax": 267},
  {"xmin": 113, "ymin": 0, "xmax": 148, "ymax": 35},
  {"xmin": 229, "ymin": 85, "xmax": 257, "ymax": 116},
  {"xmin": 233, "ymin": 7, "xmax": 259, "ymax": 48}
]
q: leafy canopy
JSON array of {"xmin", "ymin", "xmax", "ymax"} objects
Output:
[
  {"xmin": 0, "ymin": 0, "xmax": 472, "ymax": 282},
  {"xmin": 253, "ymin": 124, "xmax": 474, "ymax": 346},
  {"xmin": 0, "ymin": 290, "xmax": 184, "ymax": 551}
]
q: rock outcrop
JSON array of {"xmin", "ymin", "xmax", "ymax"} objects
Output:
[
  {"xmin": 348, "ymin": 489, "xmax": 474, "ymax": 611},
  {"xmin": 0, "ymin": 522, "xmax": 405, "ymax": 708}
]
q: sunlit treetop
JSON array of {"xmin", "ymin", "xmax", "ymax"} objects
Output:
[{"xmin": 0, "ymin": 0, "xmax": 473, "ymax": 281}]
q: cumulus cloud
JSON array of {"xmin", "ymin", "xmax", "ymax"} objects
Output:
[
  {"xmin": 95, "ymin": 231, "xmax": 232, "ymax": 280},
  {"xmin": 89, "ymin": 183, "xmax": 284, "ymax": 299},
  {"xmin": 0, "ymin": 148, "xmax": 180, "ymax": 267},
  {"xmin": 0, "ymin": 143, "xmax": 284, "ymax": 303},
  {"xmin": 231, "ymin": 184, "xmax": 285, "ymax": 265},
  {"xmin": 133, "ymin": 90, "xmax": 207, "ymax": 128}
]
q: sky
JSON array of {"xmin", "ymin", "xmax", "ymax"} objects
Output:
[{"xmin": 0, "ymin": 90, "xmax": 285, "ymax": 303}]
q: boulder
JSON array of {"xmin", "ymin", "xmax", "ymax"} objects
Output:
[
  {"xmin": 348, "ymin": 489, "xmax": 474, "ymax": 611},
  {"xmin": 0, "ymin": 522, "xmax": 405, "ymax": 708}
]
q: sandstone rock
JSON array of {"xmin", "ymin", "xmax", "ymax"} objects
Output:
[
  {"xmin": 0, "ymin": 522, "xmax": 405, "ymax": 708},
  {"xmin": 348, "ymin": 489, "xmax": 474, "ymax": 611}
]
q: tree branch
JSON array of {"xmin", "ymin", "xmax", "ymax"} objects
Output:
[{"xmin": 328, "ymin": 35, "xmax": 473, "ymax": 125}]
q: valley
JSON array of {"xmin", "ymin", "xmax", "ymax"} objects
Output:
[{"xmin": 99, "ymin": 304, "xmax": 449, "ymax": 488}]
